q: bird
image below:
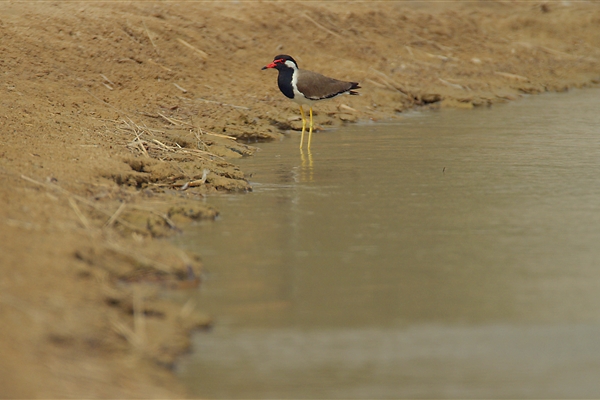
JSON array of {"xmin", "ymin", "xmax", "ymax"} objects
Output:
[{"xmin": 262, "ymin": 55, "xmax": 360, "ymax": 149}]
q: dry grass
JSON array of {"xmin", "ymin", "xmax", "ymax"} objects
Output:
[{"xmin": 120, "ymin": 118, "xmax": 227, "ymax": 161}]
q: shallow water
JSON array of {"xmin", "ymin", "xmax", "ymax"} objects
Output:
[{"xmin": 175, "ymin": 89, "xmax": 600, "ymax": 398}]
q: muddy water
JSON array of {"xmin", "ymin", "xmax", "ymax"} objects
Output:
[{"xmin": 175, "ymin": 89, "xmax": 600, "ymax": 398}]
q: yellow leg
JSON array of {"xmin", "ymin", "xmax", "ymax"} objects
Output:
[
  {"xmin": 299, "ymin": 105, "xmax": 306, "ymax": 149},
  {"xmin": 307, "ymin": 106, "xmax": 314, "ymax": 149}
]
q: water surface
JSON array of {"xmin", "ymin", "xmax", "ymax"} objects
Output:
[{"xmin": 175, "ymin": 89, "xmax": 600, "ymax": 398}]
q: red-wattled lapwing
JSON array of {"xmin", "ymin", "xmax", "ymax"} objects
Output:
[{"xmin": 262, "ymin": 55, "xmax": 360, "ymax": 149}]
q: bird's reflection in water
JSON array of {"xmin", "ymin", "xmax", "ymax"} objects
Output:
[{"xmin": 300, "ymin": 147, "xmax": 314, "ymax": 182}]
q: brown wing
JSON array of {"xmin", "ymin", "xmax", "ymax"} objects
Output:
[{"xmin": 296, "ymin": 69, "xmax": 359, "ymax": 100}]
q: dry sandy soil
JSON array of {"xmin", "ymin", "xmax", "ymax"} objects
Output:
[{"xmin": 1, "ymin": 1, "xmax": 599, "ymax": 397}]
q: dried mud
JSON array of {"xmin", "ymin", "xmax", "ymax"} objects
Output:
[{"xmin": 1, "ymin": 1, "xmax": 599, "ymax": 397}]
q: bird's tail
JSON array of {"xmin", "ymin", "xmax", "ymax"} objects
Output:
[{"xmin": 349, "ymin": 82, "xmax": 361, "ymax": 95}]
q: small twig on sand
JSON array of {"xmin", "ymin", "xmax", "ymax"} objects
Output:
[
  {"xmin": 365, "ymin": 78, "xmax": 387, "ymax": 89},
  {"xmin": 438, "ymin": 78, "xmax": 465, "ymax": 90},
  {"xmin": 150, "ymin": 138, "xmax": 171, "ymax": 150},
  {"xmin": 494, "ymin": 71, "xmax": 529, "ymax": 82},
  {"xmin": 302, "ymin": 13, "xmax": 342, "ymax": 39},
  {"xmin": 100, "ymin": 74, "xmax": 115, "ymax": 86},
  {"xmin": 192, "ymin": 128, "xmax": 206, "ymax": 150},
  {"xmin": 69, "ymin": 196, "xmax": 91, "ymax": 229},
  {"xmin": 179, "ymin": 298, "xmax": 197, "ymax": 319},
  {"xmin": 176, "ymin": 38, "xmax": 208, "ymax": 59},
  {"xmin": 143, "ymin": 20, "xmax": 158, "ymax": 52},
  {"xmin": 123, "ymin": 118, "xmax": 150, "ymax": 157},
  {"xmin": 157, "ymin": 112, "xmax": 180, "ymax": 126},
  {"xmin": 111, "ymin": 318, "xmax": 144, "ymax": 349},
  {"xmin": 369, "ymin": 68, "xmax": 410, "ymax": 97},
  {"xmin": 202, "ymin": 131, "xmax": 237, "ymax": 140},
  {"xmin": 104, "ymin": 202, "xmax": 127, "ymax": 228},
  {"xmin": 339, "ymin": 104, "xmax": 358, "ymax": 113},
  {"xmin": 173, "ymin": 83, "xmax": 188, "ymax": 93},
  {"xmin": 147, "ymin": 58, "xmax": 172, "ymax": 72},
  {"xmin": 100, "ymin": 74, "xmax": 114, "ymax": 90}
]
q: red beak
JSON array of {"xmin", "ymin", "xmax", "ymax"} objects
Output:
[{"xmin": 261, "ymin": 61, "xmax": 277, "ymax": 70}]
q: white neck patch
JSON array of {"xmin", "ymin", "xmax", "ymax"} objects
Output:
[
  {"xmin": 284, "ymin": 59, "xmax": 314, "ymax": 105},
  {"xmin": 284, "ymin": 60, "xmax": 298, "ymax": 70}
]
